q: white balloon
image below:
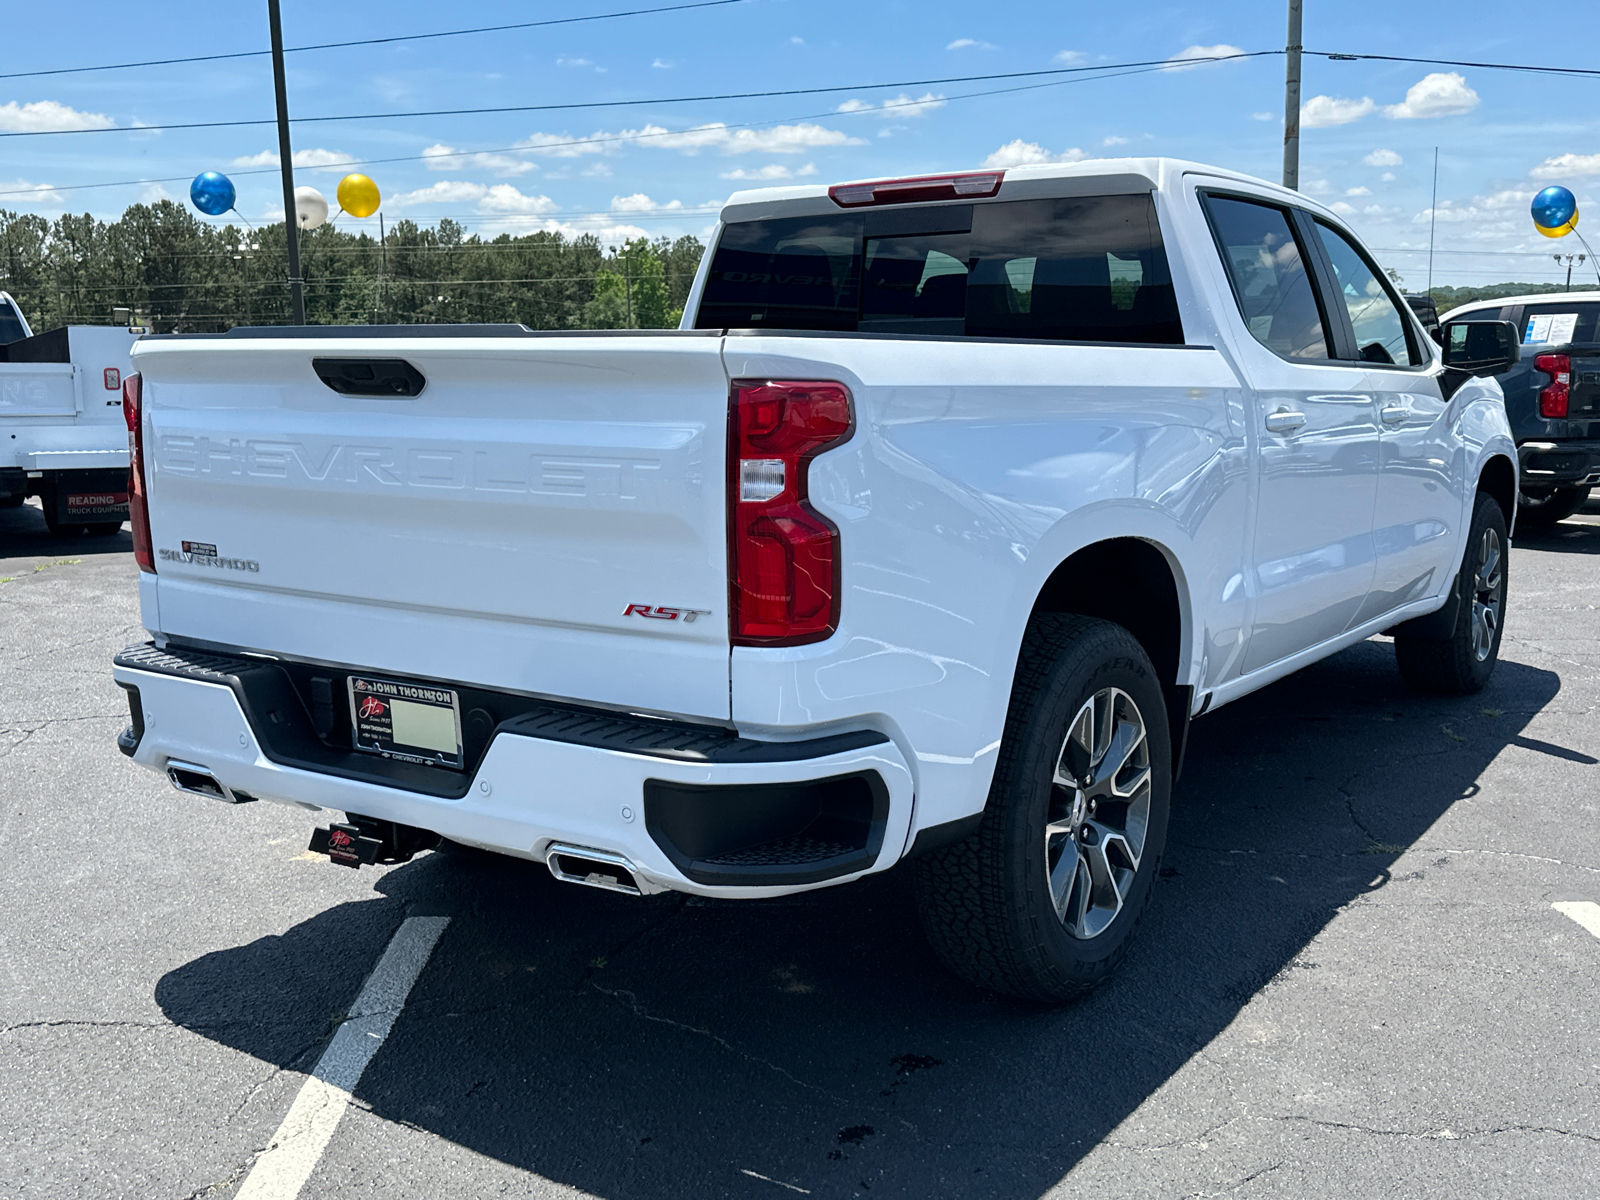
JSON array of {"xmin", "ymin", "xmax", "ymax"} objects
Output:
[{"xmin": 294, "ymin": 186, "xmax": 329, "ymax": 230}]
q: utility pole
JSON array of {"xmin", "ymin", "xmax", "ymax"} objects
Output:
[
  {"xmin": 1427, "ymin": 148, "xmax": 1439, "ymax": 294},
  {"xmin": 1281, "ymin": 0, "xmax": 1302, "ymax": 190},
  {"xmin": 267, "ymin": 0, "xmax": 305, "ymax": 325}
]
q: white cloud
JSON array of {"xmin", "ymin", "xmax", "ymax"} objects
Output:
[
  {"xmin": 1301, "ymin": 179, "xmax": 1334, "ymax": 196},
  {"xmin": 1364, "ymin": 148, "xmax": 1403, "ymax": 167},
  {"xmin": 720, "ymin": 162, "xmax": 818, "ymax": 181},
  {"xmin": 946, "ymin": 38, "xmax": 996, "ymax": 50},
  {"xmin": 0, "ymin": 100, "xmax": 113, "ymax": 133},
  {"xmin": 652, "ymin": 58, "xmax": 673, "ymax": 69},
  {"xmin": 1329, "ymin": 201, "xmax": 1358, "ymax": 216},
  {"xmin": 421, "ymin": 144, "xmax": 536, "ymax": 176},
  {"xmin": 386, "ymin": 181, "xmax": 556, "ymax": 216},
  {"xmin": 556, "ymin": 56, "xmax": 594, "ymax": 68},
  {"xmin": 0, "ymin": 178, "xmax": 64, "ymax": 204},
  {"xmin": 515, "ymin": 121, "xmax": 863, "ymax": 159},
  {"xmin": 1300, "ymin": 95, "xmax": 1376, "ymax": 128},
  {"xmin": 1103, "ymin": 135, "xmax": 1131, "ymax": 146},
  {"xmin": 1413, "ymin": 188, "xmax": 1539, "ymax": 244},
  {"xmin": 1383, "ymin": 72, "xmax": 1478, "ymax": 120},
  {"xmin": 789, "ymin": 36, "xmax": 804, "ymax": 45},
  {"xmin": 611, "ymin": 194, "xmax": 683, "ymax": 213},
  {"xmin": 1250, "ymin": 111, "xmax": 1275, "ymax": 121},
  {"xmin": 231, "ymin": 148, "xmax": 356, "ymax": 171},
  {"xmin": 1346, "ymin": 186, "xmax": 1371, "ymax": 196},
  {"xmin": 1381, "ymin": 172, "xmax": 1396, "ymax": 182},
  {"xmin": 981, "ymin": 140, "xmax": 1087, "ymax": 169},
  {"xmin": 1054, "ymin": 50, "xmax": 1087, "ymax": 65},
  {"xmin": 1531, "ymin": 152, "xmax": 1600, "ymax": 179},
  {"xmin": 836, "ymin": 92, "xmax": 946, "ymax": 119},
  {"xmin": 581, "ymin": 162, "xmax": 614, "ymax": 177},
  {"xmin": 1163, "ymin": 44, "xmax": 1245, "ymax": 71}
]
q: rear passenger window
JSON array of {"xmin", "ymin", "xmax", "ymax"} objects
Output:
[
  {"xmin": 1313, "ymin": 222, "xmax": 1422, "ymax": 366},
  {"xmin": 695, "ymin": 194, "xmax": 1184, "ymax": 344},
  {"xmin": 1204, "ymin": 195, "xmax": 1330, "ymax": 360},
  {"xmin": 1519, "ymin": 302, "xmax": 1600, "ymax": 347}
]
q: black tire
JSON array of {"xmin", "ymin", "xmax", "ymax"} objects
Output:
[
  {"xmin": 914, "ymin": 615, "xmax": 1171, "ymax": 1003},
  {"xmin": 42, "ymin": 514, "xmax": 86, "ymax": 537},
  {"xmin": 1516, "ymin": 485, "xmax": 1589, "ymax": 528},
  {"xmin": 85, "ymin": 522, "xmax": 125, "ymax": 537},
  {"xmin": 1394, "ymin": 491, "xmax": 1508, "ymax": 694},
  {"xmin": 0, "ymin": 493, "xmax": 24, "ymax": 509}
]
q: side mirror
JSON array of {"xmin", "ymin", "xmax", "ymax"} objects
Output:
[{"xmin": 1441, "ymin": 320, "xmax": 1521, "ymax": 376}]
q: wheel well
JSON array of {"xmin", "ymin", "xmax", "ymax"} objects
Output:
[
  {"xmin": 1030, "ymin": 538, "xmax": 1183, "ymax": 687},
  {"xmin": 1478, "ymin": 454, "xmax": 1516, "ymax": 525}
]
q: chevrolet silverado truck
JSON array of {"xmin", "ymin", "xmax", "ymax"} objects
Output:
[
  {"xmin": 1, "ymin": 291, "xmax": 138, "ymax": 533},
  {"xmin": 1442, "ymin": 291, "xmax": 1600, "ymax": 526},
  {"xmin": 111, "ymin": 159, "xmax": 1521, "ymax": 1001}
]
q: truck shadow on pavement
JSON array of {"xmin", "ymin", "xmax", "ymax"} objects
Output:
[
  {"xmin": 0, "ymin": 500, "xmax": 128, "ymax": 561},
  {"xmin": 157, "ymin": 641, "xmax": 1560, "ymax": 1199},
  {"xmin": 1515, "ymin": 518, "xmax": 1600, "ymax": 555}
]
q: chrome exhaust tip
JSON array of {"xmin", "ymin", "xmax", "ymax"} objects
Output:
[
  {"xmin": 545, "ymin": 843, "xmax": 643, "ymax": 897},
  {"xmin": 165, "ymin": 759, "xmax": 253, "ymax": 804}
]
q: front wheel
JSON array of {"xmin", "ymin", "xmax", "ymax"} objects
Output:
[
  {"xmin": 915, "ymin": 615, "xmax": 1171, "ymax": 1003},
  {"xmin": 1517, "ymin": 485, "xmax": 1589, "ymax": 528},
  {"xmin": 1394, "ymin": 491, "xmax": 1508, "ymax": 694}
]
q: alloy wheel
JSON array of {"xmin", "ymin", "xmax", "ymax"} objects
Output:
[
  {"xmin": 1044, "ymin": 687, "xmax": 1153, "ymax": 939},
  {"xmin": 1471, "ymin": 525, "xmax": 1504, "ymax": 662}
]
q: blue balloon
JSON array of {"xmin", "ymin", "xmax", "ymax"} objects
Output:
[
  {"xmin": 1531, "ymin": 185, "xmax": 1578, "ymax": 233},
  {"xmin": 190, "ymin": 171, "xmax": 236, "ymax": 216}
]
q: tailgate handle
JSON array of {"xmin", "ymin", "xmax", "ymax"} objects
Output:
[{"xmin": 312, "ymin": 357, "xmax": 426, "ymax": 398}]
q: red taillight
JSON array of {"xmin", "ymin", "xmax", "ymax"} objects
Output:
[
  {"xmin": 728, "ymin": 380, "xmax": 853, "ymax": 646},
  {"xmin": 122, "ymin": 372, "xmax": 155, "ymax": 573},
  {"xmin": 1536, "ymin": 353, "xmax": 1571, "ymax": 418},
  {"xmin": 829, "ymin": 170, "xmax": 1004, "ymax": 208}
]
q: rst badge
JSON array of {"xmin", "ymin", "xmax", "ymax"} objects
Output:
[{"xmin": 623, "ymin": 604, "xmax": 712, "ymax": 624}]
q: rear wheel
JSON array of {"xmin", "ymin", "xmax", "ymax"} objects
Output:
[
  {"xmin": 85, "ymin": 522, "xmax": 125, "ymax": 537},
  {"xmin": 1395, "ymin": 491, "xmax": 1507, "ymax": 694},
  {"xmin": 915, "ymin": 615, "xmax": 1171, "ymax": 1003},
  {"xmin": 0, "ymin": 493, "xmax": 24, "ymax": 509},
  {"xmin": 1517, "ymin": 485, "xmax": 1589, "ymax": 527}
]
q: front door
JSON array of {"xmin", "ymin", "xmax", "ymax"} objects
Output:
[{"xmin": 1202, "ymin": 193, "xmax": 1381, "ymax": 674}]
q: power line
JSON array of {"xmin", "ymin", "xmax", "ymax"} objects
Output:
[
  {"xmin": 0, "ymin": 0, "xmax": 751, "ymax": 82},
  {"xmin": 0, "ymin": 51, "xmax": 1279, "ymax": 138},
  {"xmin": 0, "ymin": 64, "xmax": 1186, "ymax": 201},
  {"xmin": 1314, "ymin": 50, "xmax": 1600, "ymax": 80}
]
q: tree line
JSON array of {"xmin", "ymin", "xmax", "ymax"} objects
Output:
[{"xmin": 0, "ymin": 201, "xmax": 705, "ymax": 334}]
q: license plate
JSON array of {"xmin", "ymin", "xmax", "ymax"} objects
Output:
[{"xmin": 348, "ymin": 676, "xmax": 464, "ymax": 769}]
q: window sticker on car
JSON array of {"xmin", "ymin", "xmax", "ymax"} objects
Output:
[{"xmin": 1525, "ymin": 312, "xmax": 1578, "ymax": 345}]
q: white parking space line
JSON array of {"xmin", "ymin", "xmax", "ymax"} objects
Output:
[
  {"xmin": 1553, "ymin": 901, "xmax": 1600, "ymax": 940},
  {"xmin": 235, "ymin": 915, "xmax": 450, "ymax": 1200}
]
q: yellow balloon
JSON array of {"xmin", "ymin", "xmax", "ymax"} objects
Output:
[{"xmin": 336, "ymin": 173, "xmax": 381, "ymax": 218}]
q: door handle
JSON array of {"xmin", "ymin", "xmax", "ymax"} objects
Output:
[
  {"xmin": 1264, "ymin": 407, "xmax": 1308, "ymax": 434},
  {"xmin": 1380, "ymin": 405, "xmax": 1408, "ymax": 425}
]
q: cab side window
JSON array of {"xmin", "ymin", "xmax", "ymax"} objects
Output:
[
  {"xmin": 1204, "ymin": 195, "xmax": 1332, "ymax": 360},
  {"xmin": 1312, "ymin": 222, "xmax": 1422, "ymax": 366}
]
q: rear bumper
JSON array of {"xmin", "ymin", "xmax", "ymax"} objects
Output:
[
  {"xmin": 112, "ymin": 643, "xmax": 914, "ymax": 898},
  {"xmin": 1518, "ymin": 440, "xmax": 1600, "ymax": 489}
]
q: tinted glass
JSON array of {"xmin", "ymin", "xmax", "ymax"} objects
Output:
[
  {"xmin": 1314, "ymin": 222, "xmax": 1420, "ymax": 366},
  {"xmin": 1519, "ymin": 302, "xmax": 1600, "ymax": 347},
  {"xmin": 1206, "ymin": 196, "xmax": 1329, "ymax": 360},
  {"xmin": 696, "ymin": 194, "xmax": 1184, "ymax": 343},
  {"xmin": 0, "ymin": 298, "xmax": 25, "ymax": 345}
]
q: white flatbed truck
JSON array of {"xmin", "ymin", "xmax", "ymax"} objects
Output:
[{"xmin": 0, "ymin": 291, "xmax": 139, "ymax": 534}]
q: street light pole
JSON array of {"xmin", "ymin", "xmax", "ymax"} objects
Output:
[
  {"xmin": 267, "ymin": 0, "xmax": 305, "ymax": 325},
  {"xmin": 1282, "ymin": 0, "xmax": 1302, "ymax": 190}
]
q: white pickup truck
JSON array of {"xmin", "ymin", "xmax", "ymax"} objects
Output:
[
  {"xmin": 111, "ymin": 159, "xmax": 1521, "ymax": 1001},
  {"xmin": 1, "ymin": 291, "xmax": 138, "ymax": 534}
]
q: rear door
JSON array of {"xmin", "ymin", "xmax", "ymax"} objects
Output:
[
  {"xmin": 1202, "ymin": 191, "xmax": 1381, "ymax": 672},
  {"xmin": 135, "ymin": 332, "xmax": 734, "ymax": 721}
]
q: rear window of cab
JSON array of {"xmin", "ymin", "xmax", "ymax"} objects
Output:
[{"xmin": 695, "ymin": 194, "xmax": 1184, "ymax": 345}]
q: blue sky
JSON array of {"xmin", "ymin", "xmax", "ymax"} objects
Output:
[{"xmin": 5, "ymin": 0, "xmax": 1600, "ymax": 289}]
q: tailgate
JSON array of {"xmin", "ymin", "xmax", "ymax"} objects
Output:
[
  {"xmin": 1569, "ymin": 350, "xmax": 1600, "ymax": 420},
  {"xmin": 133, "ymin": 332, "xmax": 733, "ymax": 721}
]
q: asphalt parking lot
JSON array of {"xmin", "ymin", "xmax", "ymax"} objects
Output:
[{"xmin": 3, "ymin": 496, "xmax": 1598, "ymax": 1200}]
